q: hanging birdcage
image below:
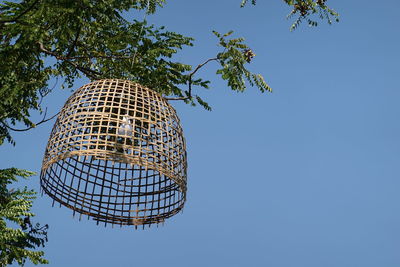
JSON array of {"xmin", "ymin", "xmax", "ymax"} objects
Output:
[{"xmin": 40, "ymin": 79, "xmax": 187, "ymax": 228}]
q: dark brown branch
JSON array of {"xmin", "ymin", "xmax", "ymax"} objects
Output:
[
  {"xmin": 40, "ymin": 40, "xmax": 133, "ymax": 61},
  {"xmin": 165, "ymin": 57, "xmax": 218, "ymax": 101},
  {"xmin": 191, "ymin": 57, "xmax": 219, "ymax": 77},
  {"xmin": 67, "ymin": 60, "xmax": 100, "ymax": 80},
  {"xmin": 66, "ymin": 26, "xmax": 82, "ymax": 58},
  {"xmin": 5, "ymin": 108, "xmax": 59, "ymax": 132},
  {"xmin": 37, "ymin": 42, "xmax": 101, "ymax": 79},
  {"xmin": 37, "ymin": 42, "xmax": 61, "ymax": 58},
  {"xmin": 0, "ymin": 0, "xmax": 40, "ymax": 24},
  {"xmin": 57, "ymin": 54, "xmax": 134, "ymax": 60}
]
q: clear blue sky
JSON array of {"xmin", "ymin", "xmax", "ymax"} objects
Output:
[{"xmin": 2, "ymin": 0, "xmax": 400, "ymax": 266}]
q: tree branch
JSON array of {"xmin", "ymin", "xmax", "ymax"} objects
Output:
[
  {"xmin": 66, "ymin": 26, "xmax": 81, "ymax": 58},
  {"xmin": 3, "ymin": 108, "xmax": 59, "ymax": 132},
  {"xmin": 66, "ymin": 60, "xmax": 100, "ymax": 80},
  {"xmin": 55, "ymin": 54, "xmax": 135, "ymax": 60},
  {"xmin": 37, "ymin": 42, "xmax": 101, "ymax": 79},
  {"xmin": 0, "ymin": 0, "xmax": 40, "ymax": 24},
  {"xmin": 165, "ymin": 57, "xmax": 218, "ymax": 101},
  {"xmin": 39, "ymin": 40, "xmax": 133, "ymax": 61}
]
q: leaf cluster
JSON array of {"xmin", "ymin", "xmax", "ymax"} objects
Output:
[
  {"xmin": 163, "ymin": 30, "xmax": 271, "ymax": 111},
  {"xmin": 0, "ymin": 168, "xmax": 49, "ymax": 266},
  {"xmin": 214, "ymin": 31, "xmax": 271, "ymax": 94},
  {"xmin": 285, "ymin": 0, "xmax": 339, "ymax": 31},
  {"xmin": 241, "ymin": 0, "xmax": 339, "ymax": 31}
]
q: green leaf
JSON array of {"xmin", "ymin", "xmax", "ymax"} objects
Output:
[{"xmin": 0, "ymin": 168, "xmax": 49, "ymax": 266}]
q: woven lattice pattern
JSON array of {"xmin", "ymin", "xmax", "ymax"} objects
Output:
[{"xmin": 40, "ymin": 79, "xmax": 187, "ymax": 227}]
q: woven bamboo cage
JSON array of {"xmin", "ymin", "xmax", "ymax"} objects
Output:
[{"xmin": 40, "ymin": 79, "xmax": 187, "ymax": 228}]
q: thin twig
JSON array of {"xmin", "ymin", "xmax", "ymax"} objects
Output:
[
  {"xmin": 53, "ymin": 54, "xmax": 135, "ymax": 60},
  {"xmin": 165, "ymin": 57, "xmax": 218, "ymax": 101},
  {"xmin": 67, "ymin": 60, "xmax": 100, "ymax": 80},
  {"xmin": 37, "ymin": 42, "xmax": 62, "ymax": 58},
  {"xmin": 38, "ymin": 77, "xmax": 58, "ymax": 106},
  {"xmin": 37, "ymin": 42, "xmax": 101, "ymax": 79},
  {"xmin": 66, "ymin": 26, "xmax": 81, "ymax": 58},
  {"xmin": 4, "ymin": 108, "xmax": 59, "ymax": 132},
  {"xmin": 0, "ymin": 0, "xmax": 40, "ymax": 24}
]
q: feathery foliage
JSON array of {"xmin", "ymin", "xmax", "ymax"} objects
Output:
[
  {"xmin": 214, "ymin": 31, "xmax": 271, "ymax": 93},
  {"xmin": 241, "ymin": 0, "xmax": 339, "ymax": 31},
  {"xmin": 0, "ymin": 168, "xmax": 48, "ymax": 266}
]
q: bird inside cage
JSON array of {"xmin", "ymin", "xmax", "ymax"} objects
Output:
[
  {"xmin": 111, "ymin": 115, "xmax": 133, "ymax": 156},
  {"xmin": 118, "ymin": 115, "xmax": 133, "ymax": 137}
]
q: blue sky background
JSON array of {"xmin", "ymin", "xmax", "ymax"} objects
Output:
[{"xmin": 2, "ymin": 0, "xmax": 400, "ymax": 266}]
